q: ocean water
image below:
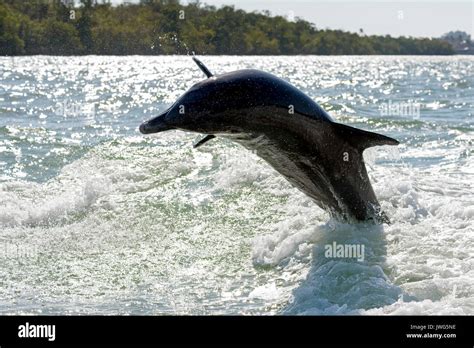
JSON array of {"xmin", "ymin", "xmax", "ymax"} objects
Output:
[{"xmin": 0, "ymin": 56, "xmax": 473, "ymax": 315}]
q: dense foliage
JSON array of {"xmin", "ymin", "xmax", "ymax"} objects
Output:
[
  {"xmin": 441, "ymin": 30, "xmax": 474, "ymax": 54},
  {"xmin": 0, "ymin": 0, "xmax": 455, "ymax": 55}
]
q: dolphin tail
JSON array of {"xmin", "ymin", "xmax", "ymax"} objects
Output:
[
  {"xmin": 331, "ymin": 122, "xmax": 398, "ymax": 224},
  {"xmin": 331, "ymin": 122, "xmax": 399, "ymax": 152}
]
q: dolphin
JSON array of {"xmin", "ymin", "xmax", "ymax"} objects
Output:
[{"xmin": 140, "ymin": 57, "xmax": 399, "ymax": 223}]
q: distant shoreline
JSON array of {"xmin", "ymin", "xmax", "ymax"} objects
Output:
[
  {"xmin": 6, "ymin": 54, "xmax": 473, "ymax": 57},
  {"xmin": 1, "ymin": 1, "xmax": 456, "ymax": 56}
]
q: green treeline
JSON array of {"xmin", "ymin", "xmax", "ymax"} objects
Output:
[{"xmin": 0, "ymin": 0, "xmax": 454, "ymax": 55}]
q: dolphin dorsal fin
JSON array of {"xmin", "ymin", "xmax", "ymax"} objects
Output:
[
  {"xmin": 192, "ymin": 57, "xmax": 213, "ymax": 78},
  {"xmin": 331, "ymin": 122, "xmax": 399, "ymax": 152}
]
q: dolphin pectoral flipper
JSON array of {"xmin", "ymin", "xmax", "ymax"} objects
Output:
[
  {"xmin": 193, "ymin": 134, "xmax": 216, "ymax": 148},
  {"xmin": 331, "ymin": 122, "xmax": 399, "ymax": 152}
]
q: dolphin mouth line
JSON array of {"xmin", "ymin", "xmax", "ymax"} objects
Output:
[
  {"xmin": 139, "ymin": 121, "xmax": 165, "ymax": 134},
  {"xmin": 139, "ymin": 110, "xmax": 173, "ymax": 134}
]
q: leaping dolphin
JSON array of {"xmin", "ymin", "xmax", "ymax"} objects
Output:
[{"xmin": 140, "ymin": 57, "xmax": 399, "ymax": 223}]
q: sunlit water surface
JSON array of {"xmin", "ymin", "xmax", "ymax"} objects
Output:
[{"xmin": 0, "ymin": 56, "xmax": 473, "ymax": 314}]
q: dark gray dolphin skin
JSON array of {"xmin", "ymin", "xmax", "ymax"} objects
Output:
[{"xmin": 140, "ymin": 57, "xmax": 399, "ymax": 223}]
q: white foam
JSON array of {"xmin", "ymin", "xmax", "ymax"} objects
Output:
[
  {"xmin": 1, "ymin": 130, "xmax": 472, "ymax": 315},
  {"xmin": 249, "ymin": 282, "xmax": 280, "ymax": 300}
]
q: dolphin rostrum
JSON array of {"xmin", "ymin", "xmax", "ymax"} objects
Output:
[{"xmin": 140, "ymin": 57, "xmax": 399, "ymax": 223}]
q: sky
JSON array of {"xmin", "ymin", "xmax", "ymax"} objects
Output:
[{"xmin": 112, "ymin": 0, "xmax": 474, "ymax": 38}]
